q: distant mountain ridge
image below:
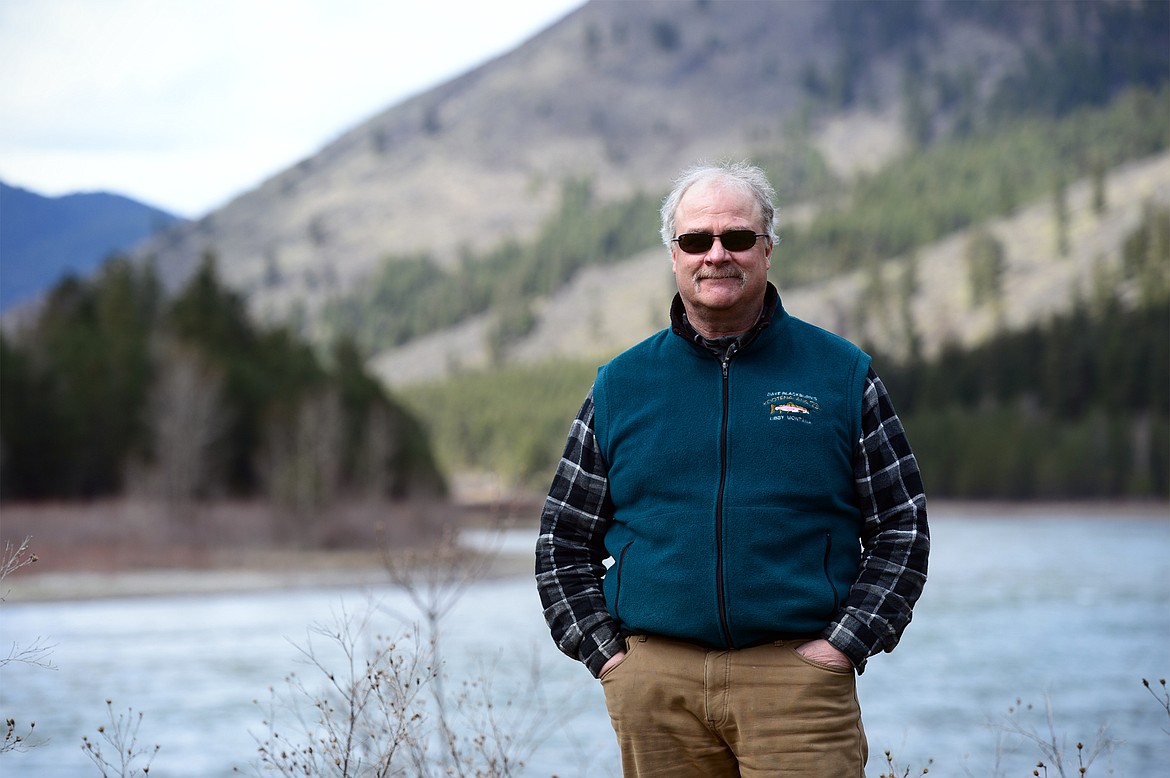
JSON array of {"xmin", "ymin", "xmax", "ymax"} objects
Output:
[{"xmin": 0, "ymin": 181, "xmax": 183, "ymax": 311}]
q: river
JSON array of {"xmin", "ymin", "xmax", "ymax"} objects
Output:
[{"xmin": 1, "ymin": 506, "xmax": 1168, "ymax": 777}]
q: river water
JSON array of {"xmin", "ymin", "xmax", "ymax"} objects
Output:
[{"xmin": 2, "ymin": 507, "xmax": 1168, "ymax": 777}]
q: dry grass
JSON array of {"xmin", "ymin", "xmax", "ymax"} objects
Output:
[
  {"xmin": 0, "ymin": 496, "xmax": 538, "ymax": 602},
  {"xmin": 1, "ymin": 499, "xmax": 269, "ymax": 574},
  {"xmin": 2, "ymin": 497, "xmax": 485, "ymax": 561}
]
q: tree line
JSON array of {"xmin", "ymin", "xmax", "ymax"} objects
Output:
[
  {"xmin": 0, "ymin": 257, "xmax": 446, "ymax": 513},
  {"xmin": 880, "ymin": 302, "xmax": 1169, "ymax": 500}
]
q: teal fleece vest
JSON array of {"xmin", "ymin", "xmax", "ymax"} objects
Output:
[{"xmin": 592, "ymin": 299, "xmax": 871, "ymax": 648}]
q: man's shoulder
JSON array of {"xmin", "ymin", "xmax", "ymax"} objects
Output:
[
  {"xmin": 603, "ymin": 327, "xmax": 675, "ymax": 368},
  {"xmin": 781, "ymin": 311, "xmax": 869, "ymax": 360},
  {"xmin": 595, "ymin": 328, "xmax": 680, "ymax": 398}
]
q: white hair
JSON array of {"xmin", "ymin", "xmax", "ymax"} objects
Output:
[{"xmin": 659, "ymin": 161, "xmax": 778, "ymax": 248}]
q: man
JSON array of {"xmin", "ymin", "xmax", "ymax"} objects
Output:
[{"xmin": 535, "ymin": 161, "xmax": 928, "ymax": 777}]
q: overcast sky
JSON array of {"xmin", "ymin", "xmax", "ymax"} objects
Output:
[{"xmin": 0, "ymin": 0, "xmax": 588, "ymax": 218}]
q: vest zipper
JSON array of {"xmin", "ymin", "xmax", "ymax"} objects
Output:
[{"xmin": 715, "ymin": 344, "xmax": 737, "ymax": 647}]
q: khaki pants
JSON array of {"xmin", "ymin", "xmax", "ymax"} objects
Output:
[{"xmin": 600, "ymin": 635, "xmax": 868, "ymax": 778}]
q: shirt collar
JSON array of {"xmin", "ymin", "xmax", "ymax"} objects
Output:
[{"xmin": 670, "ymin": 282, "xmax": 780, "ymax": 356}]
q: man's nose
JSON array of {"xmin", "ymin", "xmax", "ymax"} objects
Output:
[{"xmin": 706, "ymin": 238, "xmax": 731, "ymax": 262}]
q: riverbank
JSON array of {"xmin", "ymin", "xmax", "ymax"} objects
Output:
[
  {"xmin": 1, "ymin": 547, "xmax": 537, "ymax": 603},
  {"xmin": 0, "ymin": 495, "xmax": 539, "ymax": 602},
  {"xmin": 2, "ymin": 498, "xmax": 1164, "ymax": 603}
]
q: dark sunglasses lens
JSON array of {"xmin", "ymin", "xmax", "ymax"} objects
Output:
[
  {"xmin": 678, "ymin": 233, "xmax": 714, "ymax": 253},
  {"xmin": 720, "ymin": 230, "xmax": 758, "ymax": 251}
]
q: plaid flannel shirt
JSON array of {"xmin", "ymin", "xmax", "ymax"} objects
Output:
[{"xmin": 535, "ymin": 366, "xmax": 928, "ymax": 678}]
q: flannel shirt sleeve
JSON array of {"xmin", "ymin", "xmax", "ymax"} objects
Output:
[
  {"xmin": 534, "ymin": 387, "xmax": 624, "ymax": 678},
  {"xmin": 824, "ymin": 367, "xmax": 929, "ymax": 672}
]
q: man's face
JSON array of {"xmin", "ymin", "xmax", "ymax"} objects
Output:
[{"xmin": 670, "ymin": 180, "xmax": 772, "ymax": 334}]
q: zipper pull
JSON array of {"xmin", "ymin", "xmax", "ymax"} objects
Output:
[{"xmin": 722, "ymin": 343, "xmax": 737, "ymax": 378}]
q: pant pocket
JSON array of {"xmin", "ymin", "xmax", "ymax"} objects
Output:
[
  {"xmin": 599, "ymin": 635, "xmax": 645, "ymax": 682},
  {"xmin": 787, "ymin": 644, "xmax": 855, "ymax": 675}
]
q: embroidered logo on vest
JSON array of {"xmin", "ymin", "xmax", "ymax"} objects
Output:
[{"xmin": 766, "ymin": 391, "xmax": 820, "ymax": 424}]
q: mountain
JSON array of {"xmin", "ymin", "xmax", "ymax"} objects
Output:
[
  {"xmin": 0, "ymin": 182, "xmax": 184, "ymax": 311},
  {"xmin": 123, "ymin": 0, "xmax": 1166, "ymax": 385}
]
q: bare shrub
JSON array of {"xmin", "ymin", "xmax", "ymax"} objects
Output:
[
  {"xmin": 877, "ymin": 749, "xmax": 932, "ymax": 778},
  {"xmin": 239, "ymin": 524, "xmax": 562, "ymax": 777},
  {"xmin": 1001, "ymin": 696, "xmax": 1116, "ymax": 778},
  {"xmin": 240, "ymin": 598, "xmax": 557, "ymax": 777},
  {"xmin": 1143, "ymin": 677, "xmax": 1170, "ymax": 735},
  {"xmin": 1, "ymin": 537, "xmax": 52, "ymax": 755},
  {"xmin": 80, "ymin": 700, "xmax": 159, "ymax": 777},
  {"xmin": 244, "ymin": 606, "xmax": 434, "ymax": 776},
  {"xmin": 956, "ymin": 695, "xmax": 1121, "ymax": 778}
]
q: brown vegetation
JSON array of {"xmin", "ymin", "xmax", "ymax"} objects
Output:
[{"xmin": 0, "ymin": 497, "xmax": 478, "ymax": 577}]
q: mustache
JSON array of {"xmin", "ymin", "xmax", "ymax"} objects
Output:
[{"xmin": 692, "ymin": 266, "xmax": 747, "ymax": 287}]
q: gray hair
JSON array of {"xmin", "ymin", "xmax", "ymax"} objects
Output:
[{"xmin": 659, "ymin": 161, "xmax": 778, "ymax": 248}]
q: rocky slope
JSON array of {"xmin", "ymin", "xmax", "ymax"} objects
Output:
[{"xmin": 372, "ymin": 152, "xmax": 1170, "ymax": 386}]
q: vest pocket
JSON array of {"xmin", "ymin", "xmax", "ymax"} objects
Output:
[
  {"xmin": 822, "ymin": 531, "xmax": 840, "ymax": 617},
  {"xmin": 611, "ymin": 541, "xmax": 633, "ymax": 622}
]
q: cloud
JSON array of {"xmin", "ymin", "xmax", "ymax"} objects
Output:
[{"xmin": 0, "ymin": 0, "xmax": 585, "ymax": 216}]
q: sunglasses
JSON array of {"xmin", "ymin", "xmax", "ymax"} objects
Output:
[{"xmin": 672, "ymin": 230, "xmax": 768, "ymax": 254}]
